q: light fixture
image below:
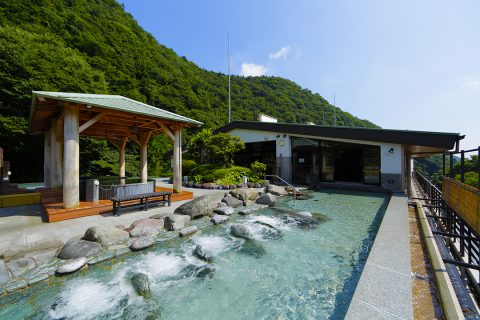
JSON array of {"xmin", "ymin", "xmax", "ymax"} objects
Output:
[
  {"xmin": 283, "ymin": 134, "xmax": 287, "ymax": 138},
  {"xmin": 276, "ymin": 134, "xmax": 280, "ymax": 138},
  {"xmin": 86, "ymin": 105, "xmax": 92, "ymax": 109},
  {"xmin": 388, "ymin": 148, "xmax": 394, "ymax": 154}
]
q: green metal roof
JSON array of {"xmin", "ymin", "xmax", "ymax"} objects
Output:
[{"xmin": 31, "ymin": 91, "xmax": 203, "ymax": 126}]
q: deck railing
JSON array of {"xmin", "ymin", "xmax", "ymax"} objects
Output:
[{"xmin": 413, "ymin": 171, "xmax": 480, "ymax": 301}]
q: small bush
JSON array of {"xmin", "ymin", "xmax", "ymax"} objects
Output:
[
  {"xmin": 193, "ymin": 175, "xmax": 203, "ymax": 184},
  {"xmin": 182, "ymin": 160, "xmax": 196, "ymax": 176},
  {"xmin": 192, "ymin": 164, "xmax": 221, "ymax": 176},
  {"xmin": 202, "ymin": 174, "xmax": 215, "ymax": 183}
]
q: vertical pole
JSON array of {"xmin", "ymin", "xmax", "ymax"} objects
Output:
[
  {"xmin": 228, "ymin": 33, "xmax": 231, "ymax": 123},
  {"xmin": 50, "ymin": 118, "xmax": 63, "ymax": 188},
  {"xmin": 449, "ymin": 153, "xmax": 454, "ymax": 178},
  {"xmin": 442, "ymin": 153, "xmax": 446, "ymax": 176},
  {"xmin": 43, "ymin": 127, "xmax": 52, "ymax": 188},
  {"xmin": 173, "ymin": 125, "xmax": 182, "ymax": 193},
  {"xmin": 63, "ymin": 104, "xmax": 79, "ymax": 209},
  {"xmin": 406, "ymin": 152, "xmax": 411, "ymax": 197},
  {"xmin": 140, "ymin": 141, "xmax": 148, "ymax": 183},
  {"xmin": 478, "ymin": 146, "xmax": 480, "ymax": 188},
  {"xmin": 460, "ymin": 150, "xmax": 465, "ymax": 183},
  {"xmin": 119, "ymin": 137, "xmax": 127, "ymax": 185}
]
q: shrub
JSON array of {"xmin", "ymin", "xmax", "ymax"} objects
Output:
[
  {"xmin": 193, "ymin": 175, "xmax": 203, "ymax": 184},
  {"xmin": 202, "ymin": 174, "xmax": 215, "ymax": 183},
  {"xmin": 182, "ymin": 159, "xmax": 196, "ymax": 176}
]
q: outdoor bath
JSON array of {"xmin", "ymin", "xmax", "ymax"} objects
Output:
[{"xmin": 0, "ymin": 189, "xmax": 390, "ymax": 319}]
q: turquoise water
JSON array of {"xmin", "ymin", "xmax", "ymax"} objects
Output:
[{"xmin": 0, "ymin": 189, "xmax": 389, "ymax": 320}]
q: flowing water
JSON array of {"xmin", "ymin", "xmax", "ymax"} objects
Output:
[{"xmin": 0, "ymin": 189, "xmax": 390, "ymax": 320}]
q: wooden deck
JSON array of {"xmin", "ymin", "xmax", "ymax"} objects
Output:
[{"xmin": 42, "ymin": 187, "xmax": 193, "ymax": 222}]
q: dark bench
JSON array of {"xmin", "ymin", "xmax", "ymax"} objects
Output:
[{"xmin": 112, "ymin": 191, "xmax": 171, "ymax": 216}]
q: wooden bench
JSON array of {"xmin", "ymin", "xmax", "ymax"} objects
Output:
[{"xmin": 112, "ymin": 191, "xmax": 171, "ymax": 216}]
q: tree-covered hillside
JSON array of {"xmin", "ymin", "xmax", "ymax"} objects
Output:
[{"xmin": 0, "ymin": 0, "xmax": 378, "ymax": 182}]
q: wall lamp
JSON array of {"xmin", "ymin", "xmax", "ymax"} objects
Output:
[
  {"xmin": 283, "ymin": 134, "xmax": 287, "ymax": 138},
  {"xmin": 388, "ymin": 148, "xmax": 394, "ymax": 154},
  {"xmin": 276, "ymin": 134, "xmax": 280, "ymax": 138}
]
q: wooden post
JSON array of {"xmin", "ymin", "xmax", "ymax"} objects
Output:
[
  {"xmin": 63, "ymin": 104, "xmax": 80, "ymax": 209},
  {"xmin": 173, "ymin": 125, "xmax": 182, "ymax": 193},
  {"xmin": 139, "ymin": 132, "xmax": 151, "ymax": 183},
  {"xmin": 119, "ymin": 137, "xmax": 128, "ymax": 185},
  {"xmin": 43, "ymin": 126, "xmax": 52, "ymax": 188},
  {"xmin": 51, "ymin": 118, "xmax": 63, "ymax": 188}
]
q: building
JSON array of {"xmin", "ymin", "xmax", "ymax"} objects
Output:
[{"xmin": 216, "ymin": 119, "xmax": 462, "ymax": 192}]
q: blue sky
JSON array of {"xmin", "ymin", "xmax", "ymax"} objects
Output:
[{"xmin": 121, "ymin": 0, "xmax": 480, "ymax": 151}]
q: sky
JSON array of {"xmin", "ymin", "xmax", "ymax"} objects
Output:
[{"xmin": 120, "ymin": 0, "xmax": 480, "ymax": 151}]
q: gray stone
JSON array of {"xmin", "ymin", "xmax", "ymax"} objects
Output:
[
  {"xmin": 56, "ymin": 257, "xmax": 87, "ymax": 274},
  {"xmin": 222, "ymin": 195, "xmax": 243, "ymax": 208},
  {"xmin": 128, "ymin": 219, "xmax": 164, "ymax": 238},
  {"xmin": 179, "ymin": 226, "xmax": 199, "ymax": 237},
  {"xmin": 87, "ymin": 250, "xmax": 115, "ymax": 265},
  {"xmin": 213, "ymin": 206, "xmax": 234, "ymax": 216},
  {"xmin": 0, "ymin": 260, "xmax": 11, "ymax": 285},
  {"xmin": 129, "ymin": 218, "xmax": 164, "ymax": 230},
  {"xmin": 211, "ymin": 214, "xmax": 229, "ymax": 225},
  {"xmin": 239, "ymin": 240, "xmax": 266, "ymax": 258},
  {"xmin": 195, "ymin": 264, "xmax": 217, "ymax": 279},
  {"xmin": 25, "ymin": 249, "xmax": 58, "ymax": 265},
  {"xmin": 27, "ymin": 273, "xmax": 49, "ymax": 285},
  {"xmin": 131, "ymin": 273, "xmax": 151, "ymax": 298},
  {"xmin": 83, "ymin": 226, "xmax": 130, "ymax": 246},
  {"xmin": 193, "ymin": 245, "xmax": 214, "ymax": 263},
  {"xmin": 229, "ymin": 185, "xmax": 236, "ymax": 189},
  {"xmin": 254, "ymin": 183, "xmax": 262, "ymax": 188},
  {"xmin": 202, "ymin": 183, "xmax": 217, "ymax": 189},
  {"xmin": 0, "ymin": 238, "xmax": 63, "ymax": 260},
  {"xmin": 243, "ymin": 200, "xmax": 256, "ymax": 207},
  {"xmin": 292, "ymin": 211, "xmax": 312, "ymax": 219},
  {"xmin": 217, "ymin": 202, "xmax": 227, "ymax": 207},
  {"xmin": 247, "ymin": 182, "xmax": 255, "ymax": 188},
  {"xmin": 230, "ymin": 224, "xmax": 254, "ymax": 240},
  {"xmin": 231, "ymin": 188, "xmax": 261, "ymax": 201},
  {"xmin": 267, "ymin": 185, "xmax": 289, "ymax": 196},
  {"xmin": 57, "ymin": 238, "xmax": 102, "ymax": 259},
  {"xmin": 165, "ymin": 214, "xmax": 191, "ymax": 231},
  {"xmin": 5, "ymin": 279, "xmax": 27, "ymax": 293},
  {"xmin": 255, "ymin": 221, "xmax": 284, "ymax": 240},
  {"xmin": 130, "ymin": 237, "xmax": 155, "ymax": 251},
  {"xmin": 174, "ymin": 193, "xmax": 224, "ymax": 218},
  {"xmin": 237, "ymin": 208, "xmax": 252, "ymax": 215},
  {"xmin": 255, "ymin": 193, "xmax": 277, "ymax": 206},
  {"xmin": 6, "ymin": 257, "xmax": 36, "ymax": 277},
  {"xmin": 149, "ymin": 212, "xmax": 171, "ymax": 219},
  {"xmin": 129, "ymin": 226, "xmax": 159, "ymax": 238},
  {"xmin": 114, "ymin": 246, "xmax": 131, "ymax": 257}
]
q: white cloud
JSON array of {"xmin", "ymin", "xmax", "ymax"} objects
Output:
[
  {"xmin": 240, "ymin": 63, "xmax": 268, "ymax": 77},
  {"xmin": 462, "ymin": 79, "xmax": 480, "ymax": 88},
  {"xmin": 269, "ymin": 46, "xmax": 290, "ymax": 59}
]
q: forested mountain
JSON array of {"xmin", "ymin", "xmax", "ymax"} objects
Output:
[{"xmin": 0, "ymin": 0, "xmax": 378, "ymax": 182}]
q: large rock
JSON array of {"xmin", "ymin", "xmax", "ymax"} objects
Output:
[
  {"xmin": 0, "ymin": 260, "xmax": 11, "ymax": 285},
  {"xmin": 164, "ymin": 214, "xmax": 191, "ymax": 231},
  {"xmin": 211, "ymin": 214, "xmax": 229, "ymax": 225},
  {"xmin": 57, "ymin": 238, "xmax": 102, "ymax": 259},
  {"xmin": 6, "ymin": 257, "xmax": 36, "ymax": 277},
  {"xmin": 221, "ymin": 195, "xmax": 243, "ymax": 208},
  {"xmin": 130, "ymin": 237, "xmax": 155, "ymax": 251},
  {"xmin": 212, "ymin": 206, "xmax": 234, "ymax": 216},
  {"xmin": 56, "ymin": 257, "xmax": 86, "ymax": 274},
  {"xmin": 174, "ymin": 193, "xmax": 224, "ymax": 218},
  {"xmin": 0, "ymin": 238, "xmax": 63, "ymax": 260},
  {"xmin": 267, "ymin": 185, "xmax": 289, "ymax": 196},
  {"xmin": 127, "ymin": 218, "xmax": 164, "ymax": 238},
  {"xmin": 230, "ymin": 224, "xmax": 254, "ymax": 240},
  {"xmin": 255, "ymin": 193, "xmax": 277, "ymax": 206},
  {"xmin": 291, "ymin": 211, "xmax": 312, "ymax": 219},
  {"xmin": 149, "ymin": 212, "xmax": 171, "ymax": 220},
  {"xmin": 193, "ymin": 245, "xmax": 214, "ymax": 263},
  {"xmin": 239, "ymin": 240, "xmax": 266, "ymax": 258},
  {"xmin": 255, "ymin": 221, "xmax": 284, "ymax": 240},
  {"xmin": 83, "ymin": 226, "xmax": 130, "ymax": 246},
  {"xmin": 179, "ymin": 226, "xmax": 198, "ymax": 237},
  {"xmin": 131, "ymin": 273, "xmax": 151, "ymax": 298}
]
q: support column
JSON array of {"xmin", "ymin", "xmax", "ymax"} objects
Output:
[
  {"xmin": 139, "ymin": 132, "xmax": 151, "ymax": 183},
  {"xmin": 173, "ymin": 125, "xmax": 182, "ymax": 193},
  {"xmin": 119, "ymin": 137, "xmax": 127, "ymax": 185},
  {"xmin": 63, "ymin": 105, "xmax": 80, "ymax": 209},
  {"xmin": 43, "ymin": 127, "xmax": 52, "ymax": 188},
  {"xmin": 406, "ymin": 151, "xmax": 412, "ymax": 197},
  {"xmin": 50, "ymin": 118, "xmax": 63, "ymax": 188}
]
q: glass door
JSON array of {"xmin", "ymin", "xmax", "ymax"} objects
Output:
[{"xmin": 363, "ymin": 146, "xmax": 381, "ymax": 184}]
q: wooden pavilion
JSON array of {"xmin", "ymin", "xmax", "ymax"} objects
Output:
[{"xmin": 28, "ymin": 91, "xmax": 202, "ymax": 211}]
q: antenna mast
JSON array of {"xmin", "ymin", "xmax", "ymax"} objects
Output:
[{"xmin": 228, "ymin": 33, "xmax": 231, "ymax": 123}]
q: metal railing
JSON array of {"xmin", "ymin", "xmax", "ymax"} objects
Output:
[
  {"xmin": 98, "ymin": 181, "xmax": 156, "ymax": 200},
  {"xmin": 264, "ymin": 175, "xmax": 294, "ymax": 188},
  {"xmin": 414, "ymin": 171, "xmax": 480, "ymax": 301}
]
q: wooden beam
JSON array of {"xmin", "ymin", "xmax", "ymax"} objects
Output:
[
  {"xmin": 159, "ymin": 122, "xmax": 175, "ymax": 141},
  {"xmin": 79, "ymin": 112, "xmax": 105, "ymax": 133},
  {"xmin": 126, "ymin": 128, "xmax": 140, "ymax": 145}
]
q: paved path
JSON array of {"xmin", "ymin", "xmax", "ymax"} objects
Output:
[{"xmin": 0, "ymin": 184, "xmax": 224, "ymax": 254}]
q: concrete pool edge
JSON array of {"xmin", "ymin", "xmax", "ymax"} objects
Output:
[{"xmin": 345, "ymin": 193, "xmax": 413, "ymax": 319}]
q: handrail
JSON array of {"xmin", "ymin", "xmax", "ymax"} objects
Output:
[{"xmin": 264, "ymin": 175, "xmax": 294, "ymax": 188}]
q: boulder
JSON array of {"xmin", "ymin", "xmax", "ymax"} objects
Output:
[
  {"xmin": 164, "ymin": 214, "xmax": 191, "ymax": 231},
  {"xmin": 129, "ymin": 226, "xmax": 160, "ymax": 238},
  {"xmin": 128, "ymin": 218, "xmax": 164, "ymax": 231},
  {"xmin": 130, "ymin": 237, "xmax": 155, "ymax": 251},
  {"xmin": 179, "ymin": 226, "xmax": 199, "ymax": 237},
  {"xmin": 292, "ymin": 211, "xmax": 313, "ymax": 219},
  {"xmin": 83, "ymin": 226, "xmax": 130, "ymax": 246},
  {"xmin": 0, "ymin": 260, "xmax": 11, "ymax": 285},
  {"xmin": 193, "ymin": 245, "xmax": 214, "ymax": 263},
  {"xmin": 247, "ymin": 182, "xmax": 255, "ymax": 188},
  {"xmin": 193, "ymin": 183, "xmax": 203, "ymax": 188},
  {"xmin": 0, "ymin": 238, "xmax": 63, "ymax": 260},
  {"xmin": 267, "ymin": 185, "xmax": 289, "ymax": 196},
  {"xmin": 254, "ymin": 183, "xmax": 262, "ymax": 188},
  {"xmin": 255, "ymin": 193, "xmax": 277, "ymax": 206},
  {"xmin": 237, "ymin": 208, "xmax": 252, "ymax": 215},
  {"xmin": 243, "ymin": 200, "xmax": 256, "ymax": 207},
  {"xmin": 213, "ymin": 206, "xmax": 234, "ymax": 216},
  {"xmin": 174, "ymin": 193, "xmax": 224, "ymax": 218},
  {"xmin": 185, "ymin": 181, "xmax": 194, "ymax": 188},
  {"xmin": 255, "ymin": 221, "xmax": 284, "ymax": 240},
  {"xmin": 230, "ymin": 188, "xmax": 261, "ymax": 202},
  {"xmin": 131, "ymin": 273, "xmax": 151, "ymax": 298},
  {"xmin": 195, "ymin": 264, "xmax": 217, "ymax": 278},
  {"xmin": 56, "ymin": 257, "xmax": 87, "ymax": 274},
  {"xmin": 239, "ymin": 240, "xmax": 266, "ymax": 258},
  {"xmin": 230, "ymin": 224, "xmax": 254, "ymax": 240},
  {"xmin": 202, "ymin": 183, "xmax": 217, "ymax": 189},
  {"xmin": 6, "ymin": 257, "xmax": 36, "ymax": 277},
  {"xmin": 222, "ymin": 184, "xmax": 230, "ymax": 190},
  {"xmin": 57, "ymin": 238, "xmax": 102, "ymax": 259},
  {"xmin": 211, "ymin": 214, "xmax": 229, "ymax": 225},
  {"xmin": 150, "ymin": 212, "xmax": 171, "ymax": 220},
  {"xmin": 221, "ymin": 195, "xmax": 243, "ymax": 208}
]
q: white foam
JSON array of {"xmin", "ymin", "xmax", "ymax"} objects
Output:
[
  {"xmin": 140, "ymin": 252, "xmax": 186, "ymax": 279},
  {"xmin": 193, "ymin": 235, "xmax": 235, "ymax": 256},
  {"xmin": 252, "ymin": 215, "xmax": 291, "ymax": 231}
]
